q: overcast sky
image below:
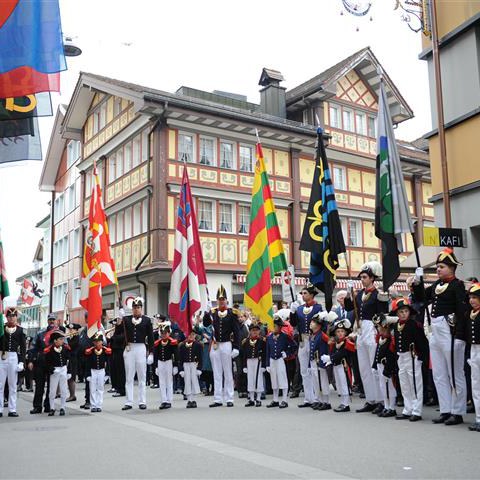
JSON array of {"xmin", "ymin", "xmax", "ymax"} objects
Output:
[{"xmin": 0, "ymin": 0, "xmax": 432, "ymax": 302}]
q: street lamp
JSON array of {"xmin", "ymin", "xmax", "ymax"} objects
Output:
[{"xmin": 63, "ymin": 36, "xmax": 82, "ymax": 57}]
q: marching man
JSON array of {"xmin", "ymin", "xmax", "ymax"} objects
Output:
[
  {"xmin": 290, "ymin": 283, "xmax": 323, "ymax": 408},
  {"xmin": 0, "ymin": 307, "xmax": 26, "ymax": 418},
  {"xmin": 44, "ymin": 331, "xmax": 71, "ymax": 416},
  {"xmin": 241, "ymin": 323, "xmax": 266, "ymax": 407},
  {"xmin": 153, "ymin": 321, "xmax": 178, "ymax": 409},
  {"xmin": 85, "ymin": 333, "xmax": 111, "ymax": 412},
  {"xmin": 122, "ymin": 297, "xmax": 154, "ymax": 411},
  {"xmin": 178, "ymin": 330, "xmax": 203, "ymax": 408},
  {"xmin": 203, "ymin": 286, "xmax": 241, "ymax": 408}
]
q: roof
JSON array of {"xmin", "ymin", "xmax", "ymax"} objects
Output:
[
  {"xmin": 286, "ymin": 46, "xmax": 414, "ymax": 124},
  {"xmin": 259, "ymin": 68, "xmax": 285, "ymax": 86}
]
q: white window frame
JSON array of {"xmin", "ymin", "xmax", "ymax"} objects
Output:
[
  {"xmin": 54, "ymin": 193, "xmax": 64, "ymax": 224},
  {"xmin": 65, "ymin": 184, "xmax": 75, "ymax": 215},
  {"xmin": 340, "ymin": 217, "xmax": 348, "ymax": 245},
  {"xmin": 199, "ymin": 136, "xmax": 216, "ymax": 166},
  {"xmin": 368, "ymin": 115, "xmax": 376, "ymax": 138},
  {"xmin": 348, "ymin": 218, "xmax": 362, "ymax": 247},
  {"xmin": 329, "ymin": 105, "xmax": 341, "ymax": 129},
  {"xmin": 332, "ymin": 166, "xmax": 347, "ymax": 191},
  {"xmin": 52, "ymin": 282, "xmax": 68, "ymax": 312},
  {"xmin": 219, "ymin": 140, "xmax": 235, "ymax": 169},
  {"xmin": 219, "ymin": 202, "xmax": 234, "ymax": 233},
  {"xmin": 141, "ymin": 129, "xmax": 149, "ymax": 162},
  {"xmin": 142, "ymin": 199, "xmax": 148, "ymax": 233},
  {"xmin": 67, "ymin": 140, "xmax": 80, "ymax": 168},
  {"xmin": 124, "ymin": 207, "xmax": 132, "ymax": 240},
  {"xmin": 72, "ymin": 278, "xmax": 81, "ymax": 308},
  {"xmin": 108, "ymin": 153, "xmax": 116, "ymax": 184},
  {"xmin": 239, "ymin": 145, "xmax": 254, "ymax": 172},
  {"xmin": 72, "ymin": 227, "xmax": 80, "ymax": 258},
  {"xmin": 179, "ymin": 132, "xmax": 195, "ymax": 163},
  {"xmin": 355, "ymin": 111, "xmax": 367, "ymax": 136},
  {"xmin": 342, "ymin": 108, "xmax": 354, "ymax": 132},
  {"xmin": 133, "ymin": 202, "xmax": 141, "ymax": 237},
  {"xmin": 238, "ymin": 204, "xmax": 250, "ymax": 235},
  {"xmin": 124, "ymin": 141, "xmax": 132, "ymax": 173},
  {"xmin": 132, "ymin": 135, "xmax": 141, "ymax": 168},
  {"xmin": 198, "ymin": 199, "xmax": 215, "ymax": 232}
]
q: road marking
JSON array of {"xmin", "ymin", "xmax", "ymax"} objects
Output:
[{"xmin": 101, "ymin": 412, "xmax": 354, "ymax": 479}]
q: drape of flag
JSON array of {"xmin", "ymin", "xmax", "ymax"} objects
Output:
[
  {"xmin": 0, "ymin": 232, "xmax": 10, "ymax": 338},
  {"xmin": 0, "ymin": 116, "xmax": 42, "ymax": 164},
  {"xmin": 21, "ymin": 278, "xmax": 35, "ymax": 305},
  {"xmin": 169, "ymin": 167, "xmax": 209, "ymax": 335},
  {"xmin": 0, "ymin": 0, "xmax": 66, "ymax": 75},
  {"xmin": 375, "ymin": 78, "xmax": 414, "ymax": 291},
  {"xmin": 0, "ymin": 66, "xmax": 60, "ymax": 98},
  {"xmin": 299, "ymin": 128, "xmax": 346, "ymax": 312},
  {"xmin": 80, "ymin": 166, "xmax": 117, "ymax": 337},
  {"xmin": 244, "ymin": 142, "xmax": 287, "ymax": 330}
]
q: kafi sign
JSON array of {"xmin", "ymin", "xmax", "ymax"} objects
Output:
[{"xmin": 423, "ymin": 227, "xmax": 465, "ymax": 248}]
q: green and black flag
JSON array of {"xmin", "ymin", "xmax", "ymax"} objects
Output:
[
  {"xmin": 375, "ymin": 78, "xmax": 414, "ymax": 291},
  {"xmin": 300, "ymin": 128, "xmax": 346, "ymax": 311}
]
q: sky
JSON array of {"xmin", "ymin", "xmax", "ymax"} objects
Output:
[{"xmin": 0, "ymin": 0, "xmax": 432, "ymax": 302}]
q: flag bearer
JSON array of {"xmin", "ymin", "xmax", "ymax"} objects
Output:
[
  {"xmin": 203, "ymin": 286, "xmax": 241, "ymax": 408},
  {"xmin": 85, "ymin": 333, "xmax": 111, "ymax": 412},
  {"xmin": 0, "ymin": 307, "xmax": 26, "ymax": 418},
  {"xmin": 122, "ymin": 297, "xmax": 154, "ymax": 411},
  {"xmin": 241, "ymin": 323, "xmax": 266, "ymax": 407},
  {"xmin": 178, "ymin": 330, "xmax": 203, "ymax": 408}
]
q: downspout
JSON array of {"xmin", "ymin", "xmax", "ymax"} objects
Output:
[
  {"xmin": 48, "ymin": 192, "xmax": 55, "ymax": 314},
  {"xmin": 134, "ymin": 116, "xmax": 162, "ymax": 312}
]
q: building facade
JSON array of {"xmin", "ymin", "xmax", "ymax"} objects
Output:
[
  {"xmin": 420, "ymin": 1, "xmax": 480, "ymax": 277},
  {"xmin": 40, "ymin": 47, "xmax": 432, "ymax": 321}
]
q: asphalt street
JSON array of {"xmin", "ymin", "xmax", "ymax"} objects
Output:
[{"xmin": 1, "ymin": 385, "xmax": 478, "ymax": 480}]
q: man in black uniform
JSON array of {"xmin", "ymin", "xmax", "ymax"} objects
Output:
[
  {"xmin": 203, "ymin": 285, "xmax": 241, "ymax": 407},
  {"xmin": 28, "ymin": 313, "xmax": 65, "ymax": 414},
  {"xmin": 122, "ymin": 297, "xmax": 154, "ymax": 410},
  {"xmin": 108, "ymin": 318, "xmax": 126, "ymax": 397},
  {"xmin": 65, "ymin": 322, "xmax": 81, "ymax": 402}
]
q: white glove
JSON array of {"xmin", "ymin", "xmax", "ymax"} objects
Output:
[
  {"xmin": 155, "ymin": 368, "xmax": 159, "ymax": 376},
  {"xmin": 415, "ymin": 267, "xmax": 424, "ymax": 280},
  {"xmin": 179, "ymin": 371, "xmax": 185, "ymax": 378},
  {"xmin": 196, "ymin": 370, "xmax": 202, "ymax": 377},
  {"xmin": 347, "ymin": 280, "xmax": 354, "ymax": 289},
  {"xmin": 377, "ymin": 291, "xmax": 389, "ymax": 302},
  {"xmin": 320, "ymin": 354, "xmax": 331, "ymax": 366},
  {"xmin": 290, "ymin": 301, "xmax": 300, "ymax": 313},
  {"xmin": 260, "ymin": 367, "xmax": 266, "ymax": 373},
  {"xmin": 86, "ymin": 376, "xmax": 91, "ymax": 382},
  {"xmin": 16, "ymin": 362, "xmax": 24, "ymax": 373},
  {"xmin": 119, "ymin": 308, "xmax": 125, "ymax": 319},
  {"xmin": 467, "ymin": 358, "xmax": 472, "ymax": 367},
  {"xmin": 243, "ymin": 367, "xmax": 248, "ymax": 374},
  {"xmin": 231, "ymin": 348, "xmax": 239, "ymax": 359},
  {"xmin": 67, "ymin": 373, "xmax": 72, "ymax": 380},
  {"xmin": 326, "ymin": 311, "xmax": 338, "ymax": 323},
  {"xmin": 266, "ymin": 366, "xmax": 271, "ymax": 373},
  {"xmin": 281, "ymin": 351, "xmax": 287, "ymax": 359},
  {"xmin": 147, "ymin": 354, "xmax": 154, "ymax": 365},
  {"xmin": 172, "ymin": 366, "xmax": 178, "ymax": 376}
]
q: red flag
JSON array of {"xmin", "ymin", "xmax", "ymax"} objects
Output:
[
  {"xmin": 168, "ymin": 167, "xmax": 208, "ymax": 335},
  {"xmin": 21, "ymin": 278, "xmax": 34, "ymax": 305},
  {"xmin": 0, "ymin": 66, "xmax": 60, "ymax": 98},
  {"xmin": 80, "ymin": 166, "xmax": 117, "ymax": 337}
]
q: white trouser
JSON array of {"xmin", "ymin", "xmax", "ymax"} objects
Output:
[
  {"xmin": 158, "ymin": 360, "xmax": 173, "ymax": 404},
  {"xmin": 210, "ymin": 342, "xmax": 234, "ymax": 404},
  {"xmin": 0, "ymin": 352, "xmax": 18, "ymax": 413},
  {"xmin": 269, "ymin": 358, "xmax": 288, "ymax": 390},
  {"xmin": 430, "ymin": 316, "xmax": 466, "ymax": 415},
  {"xmin": 333, "ymin": 364, "xmax": 350, "ymax": 406},
  {"xmin": 89, "ymin": 368, "xmax": 105, "ymax": 409},
  {"xmin": 357, "ymin": 321, "xmax": 382, "ymax": 403},
  {"xmin": 49, "ymin": 366, "xmax": 68, "ymax": 411},
  {"xmin": 310, "ymin": 360, "xmax": 330, "ymax": 404},
  {"xmin": 247, "ymin": 358, "xmax": 264, "ymax": 393},
  {"xmin": 470, "ymin": 344, "xmax": 480, "ymax": 423},
  {"xmin": 123, "ymin": 344, "xmax": 147, "ymax": 406},
  {"xmin": 377, "ymin": 364, "xmax": 396, "ymax": 411},
  {"xmin": 398, "ymin": 352, "xmax": 423, "ymax": 416},
  {"xmin": 298, "ymin": 336, "xmax": 315, "ymax": 404},
  {"xmin": 183, "ymin": 362, "xmax": 200, "ymax": 398}
]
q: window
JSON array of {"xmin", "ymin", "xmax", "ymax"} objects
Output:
[
  {"xmin": 329, "ymin": 105, "xmax": 341, "ymax": 129},
  {"xmin": 333, "ymin": 166, "xmax": 347, "ymax": 191},
  {"xmin": 116, "ymin": 211, "xmax": 124, "ymax": 242},
  {"xmin": 220, "ymin": 141, "xmax": 234, "ymax": 169},
  {"xmin": 348, "ymin": 218, "xmax": 361, "ymax": 247},
  {"xmin": 72, "ymin": 227, "xmax": 80, "ymax": 257},
  {"xmin": 239, "ymin": 205, "xmax": 250, "ymax": 234},
  {"xmin": 199, "ymin": 137, "xmax": 215, "ymax": 166},
  {"xmin": 116, "ymin": 149, "xmax": 124, "ymax": 178},
  {"xmin": 124, "ymin": 142, "xmax": 132, "ymax": 173},
  {"xmin": 198, "ymin": 199, "xmax": 214, "ymax": 231},
  {"xmin": 99, "ymin": 102, "xmax": 107, "ymax": 130},
  {"xmin": 239, "ymin": 145, "xmax": 253, "ymax": 172},
  {"xmin": 93, "ymin": 112, "xmax": 99, "ymax": 136},
  {"xmin": 113, "ymin": 97, "xmax": 122, "ymax": 117},
  {"xmin": 67, "ymin": 140, "xmax": 81, "ymax": 168},
  {"xmin": 124, "ymin": 207, "xmax": 132, "ymax": 240},
  {"xmin": 179, "ymin": 133, "xmax": 194, "ymax": 163},
  {"xmin": 133, "ymin": 203, "xmax": 141, "ymax": 237},
  {"xmin": 52, "ymin": 235, "xmax": 69, "ymax": 266},
  {"xmin": 132, "ymin": 135, "xmax": 141, "ymax": 168},
  {"xmin": 368, "ymin": 115, "xmax": 376, "ymax": 138},
  {"xmin": 142, "ymin": 199, "xmax": 148, "ymax": 233},
  {"xmin": 340, "ymin": 217, "xmax": 348, "ymax": 245},
  {"xmin": 108, "ymin": 153, "xmax": 116, "ymax": 184},
  {"xmin": 52, "ymin": 282, "xmax": 68, "ymax": 311},
  {"xmin": 355, "ymin": 112, "xmax": 367, "ymax": 136},
  {"xmin": 65, "ymin": 184, "xmax": 75, "ymax": 214},
  {"xmin": 141, "ymin": 130, "xmax": 149, "ymax": 162},
  {"xmin": 72, "ymin": 278, "xmax": 81, "ymax": 308},
  {"xmin": 54, "ymin": 193, "xmax": 64, "ymax": 224},
  {"xmin": 219, "ymin": 203, "xmax": 233, "ymax": 233},
  {"xmin": 109, "ymin": 214, "xmax": 116, "ymax": 244},
  {"xmin": 342, "ymin": 109, "xmax": 354, "ymax": 132},
  {"xmin": 85, "ymin": 171, "xmax": 92, "ymax": 196}
]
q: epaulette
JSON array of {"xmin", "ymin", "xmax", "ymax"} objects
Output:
[
  {"xmin": 105, "ymin": 347, "xmax": 112, "ymax": 355},
  {"xmin": 169, "ymin": 337, "xmax": 178, "ymax": 346},
  {"xmin": 210, "ymin": 307, "xmax": 218, "ymax": 313},
  {"xmin": 241, "ymin": 338, "xmax": 248, "ymax": 345},
  {"xmin": 154, "ymin": 339, "xmax": 161, "ymax": 347},
  {"xmin": 43, "ymin": 345, "xmax": 52, "ymax": 354},
  {"xmin": 232, "ymin": 308, "xmax": 241, "ymax": 316},
  {"xmin": 85, "ymin": 347, "xmax": 94, "ymax": 356}
]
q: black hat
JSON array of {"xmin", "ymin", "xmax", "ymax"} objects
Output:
[
  {"xmin": 249, "ymin": 323, "xmax": 261, "ymax": 330},
  {"xmin": 310, "ymin": 312, "xmax": 324, "ymax": 325},
  {"xmin": 67, "ymin": 323, "xmax": 82, "ymax": 330},
  {"xmin": 389, "ymin": 297, "xmax": 417, "ymax": 316},
  {"xmin": 216, "ymin": 285, "xmax": 227, "ymax": 300},
  {"xmin": 50, "ymin": 330, "xmax": 66, "ymax": 341},
  {"xmin": 332, "ymin": 318, "xmax": 352, "ymax": 333},
  {"xmin": 5, "ymin": 307, "xmax": 19, "ymax": 317},
  {"xmin": 357, "ymin": 261, "xmax": 382, "ymax": 279},
  {"xmin": 273, "ymin": 316, "xmax": 284, "ymax": 327},
  {"xmin": 132, "ymin": 297, "xmax": 143, "ymax": 307},
  {"xmin": 436, "ymin": 248, "xmax": 462, "ymax": 267},
  {"xmin": 301, "ymin": 282, "xmax": 317, "ymax": 296},
  {"xmin": 92, "ymin": 332, "xmax": 104, "ymax": 342},
  {"xmin": 155, "ymin": 313, "xmax": 167, "ymax": 321},
  {"xmin": 468, "ymin": 283, "xmax": 480, "ymax": 298}
]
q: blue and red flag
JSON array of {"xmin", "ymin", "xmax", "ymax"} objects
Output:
[
  {"xmin": 0, "ymin": 66, "xmax": 60, "ymax": 98},
  {"xmin": 168, "ymin": 167, "xmax": 209, "ymax": 335},
  {"xmin": 0, "ymin": 0, "xmax": 66, "ymax": 74}
]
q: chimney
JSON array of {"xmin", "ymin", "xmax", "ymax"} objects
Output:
[{"xmin": 258, "ymin": 68, "xmax": 286, "ymax": 118}]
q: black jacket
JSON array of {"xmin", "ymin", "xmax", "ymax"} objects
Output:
[
  {"xmin": 178, "ymin": 341, "xmax": 203, "ymax": 371},
  {"xmin": 241, "ymin": 337, "xmax": 266, "ymax": 368},
  {"xmin": 203, "ymin": 308, "xmax": 240, "ymax": 348},
  {"xmin": 393, "ymin": 318, "xmax": 429, "ymax": 362},
  {"xmin": 1, "ymin": 326, "xmax": 26, "ymax": 362},
  {"xmin": 123, "ymin": 315, "xmax": 154, "ymax": 351},
  {"xmin": 344, "ymin": 288, "xmax": 388, "ymax": 322}
]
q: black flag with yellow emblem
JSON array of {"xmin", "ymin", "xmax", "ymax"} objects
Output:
[{"xmin": 300, "ymin": 128, "xmax": 346, "ymax": 311}]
